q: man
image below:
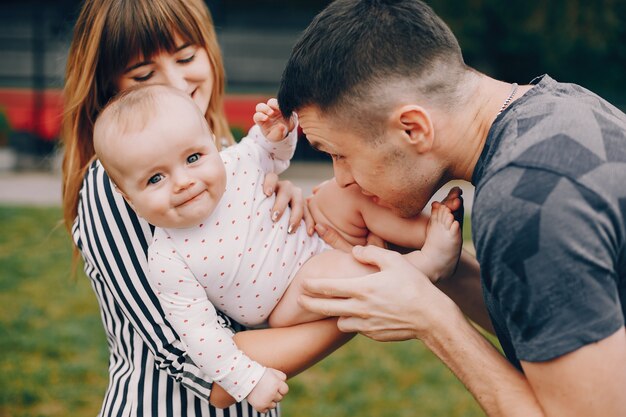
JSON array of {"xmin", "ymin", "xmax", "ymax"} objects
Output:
[{"xmin": 277, "ymin": 0, "xmax": 626, "ymax": 415}]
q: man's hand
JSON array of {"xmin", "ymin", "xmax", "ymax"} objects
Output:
[
  {"xmin": 253, "ymin": 98, "xmax": 296, "ymax": 142},
  {"xmin": 299, "ymin": 245, "xmax": 455, "ymax": 342},
  {"xmin": 246, "ymin": 368, "xmax": 289, "ymax": 413}
]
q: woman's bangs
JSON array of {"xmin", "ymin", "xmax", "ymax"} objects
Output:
[{"xmin": 98, "ymin": 0, "xmax": 204, "ymax": 87}]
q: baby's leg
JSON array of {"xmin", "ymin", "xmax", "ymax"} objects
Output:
[
  {"xmin": 405, "ymin": 202, "xmax": 463, "ymax": 282},
  {"xmin": 268, "ymin": 249, "xmax": 378, "ymax": 328}
]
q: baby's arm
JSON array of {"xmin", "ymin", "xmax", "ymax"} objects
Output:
[
  {"xmin": 148, "ymin": 243, "xmax": 286, "ymax": 411},
  {"xmin": 309, "ymin": 178, "xmax": 429, "ymax": 248},
  {"xmin": 245, "ymin": 98, "xmax": 298, "ymax": 174}
]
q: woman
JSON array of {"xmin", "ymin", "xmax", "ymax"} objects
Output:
[{"xmin": 61, "ymin": 1, "xmax": 348, "ymax": 415}]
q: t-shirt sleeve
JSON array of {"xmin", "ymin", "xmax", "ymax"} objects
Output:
[{"xmin": 474, "ymin": 165, "xmax": 623, "ymax": 362}]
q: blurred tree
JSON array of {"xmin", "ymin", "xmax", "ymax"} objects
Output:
[{"xmin": 430, "ymin": 0, "xmax": 626, "ymax": 102}]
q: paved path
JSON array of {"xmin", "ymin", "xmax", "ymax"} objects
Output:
[{"xmin": 0, "ymin": 162, "xmax": 475, "ymax": 212}]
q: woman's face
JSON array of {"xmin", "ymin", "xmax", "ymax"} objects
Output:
[{"xmin": 115, "ymin": 34, "xmax": 213, "ymax": 114}]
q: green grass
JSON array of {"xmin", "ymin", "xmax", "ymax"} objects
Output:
[{"xmin": 0, "ymin": 206, "xmax": 484, "ymax": 417}]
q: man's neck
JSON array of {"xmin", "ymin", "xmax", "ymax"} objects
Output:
[{"xmin": 436, "ymin": 74, "xmax": 528, "ymax": 182}]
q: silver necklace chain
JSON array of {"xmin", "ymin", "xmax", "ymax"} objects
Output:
[{"xmin": 497, "ymin": 82, "xmax": 518, "ymax": 116}]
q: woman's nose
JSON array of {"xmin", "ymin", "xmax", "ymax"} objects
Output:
[{"xmin": 162, "ymin": 66, "xmax": 189, "ymax": 92}]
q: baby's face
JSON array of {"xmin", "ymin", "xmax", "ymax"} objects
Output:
[{"xmin": 115, "ymin": 100, "xmax": 226, "ymax": 229}]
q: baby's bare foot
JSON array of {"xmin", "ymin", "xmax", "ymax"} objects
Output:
[{"xmin": 421, "ymin": 201, "xmax": 463, "ymax": 281}]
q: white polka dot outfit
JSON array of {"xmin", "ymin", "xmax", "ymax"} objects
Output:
[{"xmin": 148, "ymin": 125, "xmax": 328, "ymax": 401}]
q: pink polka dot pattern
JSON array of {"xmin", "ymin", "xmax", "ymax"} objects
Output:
[{"xmin": 147, "ymin": 127, "xmax": 326, "ymax": 400}]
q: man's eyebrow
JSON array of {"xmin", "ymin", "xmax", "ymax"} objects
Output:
[{"xmin": 123, "ymin": 44, "xmax": 192, "ymax": 73}]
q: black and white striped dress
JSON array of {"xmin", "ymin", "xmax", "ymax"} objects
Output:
[{"xmin": 73, "ymin": 160, "xmax": 278, "ymax": 417}]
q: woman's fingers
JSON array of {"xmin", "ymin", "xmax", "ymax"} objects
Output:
[
  {"xmin": 283, "ymin": 184, "xmax": 304, "ymax": 233},
  {"xmin": 262, "ymin": 175, "xmax": 307, "ymax": 231},
  {"xmin": 270, "ymin": 180, "xmax": 299, "ymax": 225},
  {"xmin": 263, "ymin": 172, "xmax": 279, "ymax": 196},
  {"xmin": 303, "ymin": 197, "xmax": 315, "ymax": 236}
]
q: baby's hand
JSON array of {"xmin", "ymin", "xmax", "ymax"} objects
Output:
[
  {"xmin": 246, "ymin": 368, "xmax": 289, "ymax": 413},
  {"xmin": 253, "ymin": 98, "xmax": 296, "ymax": 142}
]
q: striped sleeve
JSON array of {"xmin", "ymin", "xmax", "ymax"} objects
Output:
[{"xmin": 75, "ymin": 160, "xmax": 219, "ymax": 401}]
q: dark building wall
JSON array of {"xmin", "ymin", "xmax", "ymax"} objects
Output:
[{"xmin": 0, "ymin": 0, "xmax": 331, "ymax": 92}]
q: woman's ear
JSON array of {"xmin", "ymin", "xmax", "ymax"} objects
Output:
[{"xmin": 392, "ymin": 105, "xmax": 434, "ymax": 154}]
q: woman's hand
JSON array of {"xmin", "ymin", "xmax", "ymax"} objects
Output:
[{"xmin": 262, "ymin": 173, "xmax": 313, "ymax": 235}]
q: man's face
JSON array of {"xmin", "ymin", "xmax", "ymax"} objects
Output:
[{"xmin": 298, "ymin": 106, "xmax": 443, "ymax": 217}]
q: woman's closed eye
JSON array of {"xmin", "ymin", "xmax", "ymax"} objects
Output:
[
  {"xmin": 148, "ymin": 173, "xmax": 164, "ymax": 185},
  {"xmin": 177, "ymin": 53, "xmax": 195, "ymax": 64},
  {"xmin": 131, "ymin": 70, "xmax": 154, "ymax": 83}
]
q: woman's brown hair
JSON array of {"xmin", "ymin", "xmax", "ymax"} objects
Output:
[{"xmin": 61, "ymin": 0, "xmax": 233, "ymax": 236}]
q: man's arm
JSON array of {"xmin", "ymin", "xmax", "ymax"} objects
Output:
[
  {"xmin": 435, "ymin": 250, "xmax": 493, "ymax": 333},
  {"xmin": 298, "ymin": 245, "xmax": 626, "ymax": 416},
  {"xmin": 431, "ymin": 314, "xmax": 626, "ymax": 417},
  {"xmin": 522, "ymin": 328, "xmax": 626, "ymax": 416}
]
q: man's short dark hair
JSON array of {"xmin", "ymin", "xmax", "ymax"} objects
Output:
[{"xmin": 278, "ymin": 0, "xmax": 467, "ymax": 133}]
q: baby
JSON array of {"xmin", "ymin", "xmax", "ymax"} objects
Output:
[{"xmin": 93, "ymin": 84, "xmax": 462, "ymax": 412}]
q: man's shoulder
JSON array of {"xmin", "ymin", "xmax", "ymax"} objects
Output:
[{"xmin": 480, "ymin": 83, "xmax": 626, "ymax": 192}]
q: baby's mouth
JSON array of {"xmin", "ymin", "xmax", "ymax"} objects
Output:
[{"xmin": 177, "ymin": 190, "xmax": 205, "ymax": 207}]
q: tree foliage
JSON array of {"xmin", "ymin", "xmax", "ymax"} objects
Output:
[{"xmin": 429, "ymin": 0, "xmax": 626, "ymax": 101}]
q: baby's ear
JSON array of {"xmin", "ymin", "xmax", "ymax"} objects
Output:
[{"xmin": 113, "ymin": 183, "xmax": 136, "ymax": 211}]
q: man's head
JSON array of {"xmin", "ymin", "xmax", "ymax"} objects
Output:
[
  {"xmin": 278, "ymin": 0, "xmax": 472, "ymax": 216},
  {"xmin": 94, "ymin": 84, "xmax": 227, "ymax": 228}
]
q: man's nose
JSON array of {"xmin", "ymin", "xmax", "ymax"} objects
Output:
[{"xmin": 333, "ymin": 162, "xmax": 355, "ymax": 188}]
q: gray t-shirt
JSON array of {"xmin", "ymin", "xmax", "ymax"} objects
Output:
[{"xmin": 472, "ymin": 75, "xmax": 626, "ymax": 370}]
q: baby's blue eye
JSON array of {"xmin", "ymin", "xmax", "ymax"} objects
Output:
[
  {"xmin": 187, "ymin": 153, "xmax": 200, "ymax": 163},
  {"xmin": 148, "ymin": 174, "xmax": 163, "ymax": 185}
]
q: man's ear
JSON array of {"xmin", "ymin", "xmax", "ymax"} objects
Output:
[{"xmin": 391, "ymin": 105, "xmax": 434, "ymax": 154}]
